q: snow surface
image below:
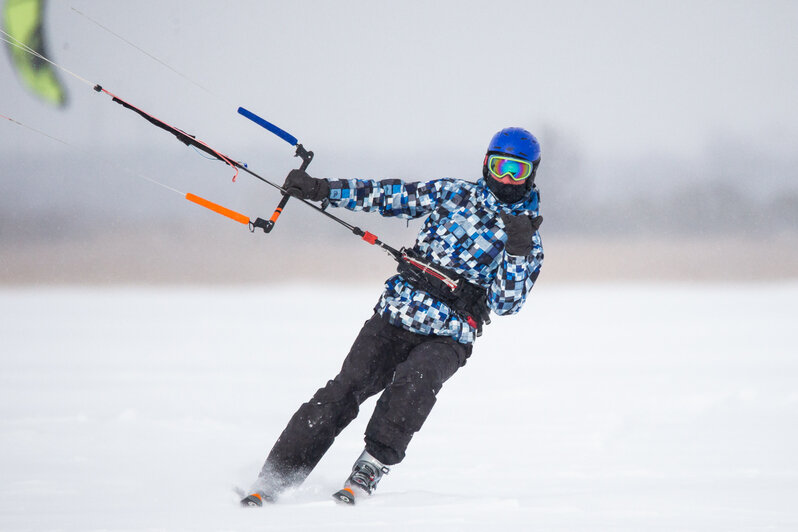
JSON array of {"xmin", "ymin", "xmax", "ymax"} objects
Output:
[{"xmin": 1, "ymin": 283, "xmax": 797, "ymax": 531}]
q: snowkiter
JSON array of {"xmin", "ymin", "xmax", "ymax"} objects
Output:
[{"xmin": 242, "ymin": 127, "xmax": 544, "ymax": 506}]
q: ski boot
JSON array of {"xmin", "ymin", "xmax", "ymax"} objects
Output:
[
  {"xmin": 332, "ymin": 450, "xmax": 390, "ymax": 505},
  {"xmin": 240, "ymin": 489, "xmax": 278, "ymax": 507},
  {"xmin": 240, "ymin": 479, "xmax": 278, "ymax": 507}
]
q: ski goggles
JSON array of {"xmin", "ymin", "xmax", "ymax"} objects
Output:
[{"xmin": 486, "ymin": 154, "xmax": 534, "ymax": 182}]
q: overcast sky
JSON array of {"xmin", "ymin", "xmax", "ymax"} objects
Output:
[{"xmin": 2, "ymin": 0, "xmax": 797, "ymax": 185}]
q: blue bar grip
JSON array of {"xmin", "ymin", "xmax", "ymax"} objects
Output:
[{"xmin": 238, "ymin": 107, "xmax": 298, "ymax": 146}]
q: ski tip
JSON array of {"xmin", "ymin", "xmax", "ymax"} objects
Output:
[{"xmin": 332, "ymin": 487, "xmax": 356, "ymax": 506}]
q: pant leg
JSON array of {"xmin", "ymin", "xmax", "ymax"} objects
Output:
[
  {"xmin": 364, "ymin": 336, "xmax": 472, "ymax": 465},
  {"xmin": 256, "ymin": 315, "xmax": 412, "ymax": 494}
]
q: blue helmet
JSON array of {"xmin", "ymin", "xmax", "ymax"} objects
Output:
[
  {"xmin": 487, "ymin": 127, "xmax": 541, "ymax": 162},
  {"xmin": 483, "ymin": 127, "xmax": 541, "ymax": 203}
]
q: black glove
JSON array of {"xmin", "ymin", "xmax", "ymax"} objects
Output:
[
  {"xmin": 282, "ymin": 169, "xmax": 330, "ymax": 201},
  {"xmin": 499, "ymin": 213, "xmax": 542, "ymax": 256}
]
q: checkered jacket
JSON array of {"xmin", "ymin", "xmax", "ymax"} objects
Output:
[{"xmin": 327, "ymin": 177, "xmax": 543, "ymax": 344}]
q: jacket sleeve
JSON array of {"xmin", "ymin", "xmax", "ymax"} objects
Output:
[
  {"xmin": 487, "ymin": 231, "xmax": 544, "ymax": 316},
  {"xmin": 326, "ymin": 178, "xmax": 446, "ymax": 219}
]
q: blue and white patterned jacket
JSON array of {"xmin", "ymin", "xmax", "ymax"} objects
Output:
[{"xmin": 327, "ymin": 177, "xmax": 543, "ymax": 345}]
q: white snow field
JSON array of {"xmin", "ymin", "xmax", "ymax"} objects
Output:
[{"xmin": 1, "ymin": 283, "xmax": 796, "ymax": 531}]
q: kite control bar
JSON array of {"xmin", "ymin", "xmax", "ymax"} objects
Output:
[{"xmin": 3, "ymin": 21, "xmax": 403, "ymax": 260}]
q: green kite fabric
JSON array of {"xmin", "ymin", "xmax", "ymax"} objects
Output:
[{"xmin": 3, "ymin": 0, "xmax": 67, "ymax": 107}]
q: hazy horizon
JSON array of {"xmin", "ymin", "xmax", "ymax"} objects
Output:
[{"xmin": 2, "ymin": 1, "xmax": 797, "ymax": 283}]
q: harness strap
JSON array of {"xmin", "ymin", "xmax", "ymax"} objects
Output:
[{"xmin": 396, "ymin": 248, "xmax": 491, "ymax": 336}]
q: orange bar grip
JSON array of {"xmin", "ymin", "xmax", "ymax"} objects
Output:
[{"xmin": 185, "ymin": 193, "xmax": 249, "ymax": 225}]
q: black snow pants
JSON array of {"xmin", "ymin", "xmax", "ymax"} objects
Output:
[{"xmin": 256, "ymin": 314, "xmax": 472, "ymax": 494}]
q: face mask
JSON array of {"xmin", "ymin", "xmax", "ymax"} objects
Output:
[{"xmin": 486, "ymin": 177, "xmax": 530, "ymax": 204}]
